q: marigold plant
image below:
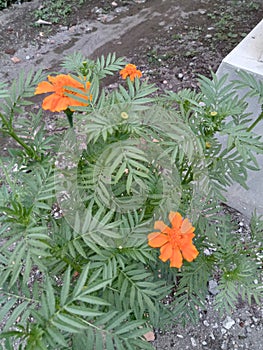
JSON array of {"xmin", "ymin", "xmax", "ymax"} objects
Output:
[
  {"xmin": 35, "ymin": 74, "xmax": 92, "ymax": 112},
  {"xmin": 120, "ymin": 63, "xmax": 142, "ymax": 81},
  {"xmin": 148, "ymin": 211, "xmax": 199, "ymax": 268},
  {"xmin": 0, "ymin": 53, "xmax": 262, "ymax": 350}
]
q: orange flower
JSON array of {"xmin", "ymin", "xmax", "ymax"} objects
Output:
[
  {"xmin": 120, "ymin": 64, "xmax": 142, "ymax": 82},
  {"xmin": 148, "ymin": 211, "xmax": 199, "ymax": 268},
  {"xmin": 35, "ymin": 74, "xmax": 92, "ymax": 112}
]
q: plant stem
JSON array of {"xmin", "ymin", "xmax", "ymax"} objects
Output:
[
  {"xmin": 247, "ymin": 110, "xmax": 263, "ymax": 132},
  {"xmin": 65, "ymin": 108, "xmax": 74, "ymax": 128},
  {"xmin": 220, "ymin": 109, "xmax": 263, "ymax": 157},
  {"xmin": 0, "ymin": 112, "xmax": 40, "ymax": 160},
  {"xmin": 182, "ymin": 165, "xmax": 193, "ymax": 184}
]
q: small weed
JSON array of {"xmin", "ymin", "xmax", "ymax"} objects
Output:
[
  {"xmin": 34, "ymin": 0, "xmax": 74, "ymax": 24},
  {"xmin": 172, "ymin": 33, "xmax": 182, "ymax": 40}
]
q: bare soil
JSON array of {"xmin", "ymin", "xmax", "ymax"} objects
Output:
[{"xmin": 0, "ymin": 0, "xmax": 263, "ymax": 349}]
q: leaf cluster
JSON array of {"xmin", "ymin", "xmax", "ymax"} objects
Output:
[{"xmin": 0, "ymin": 53, "xmax": 263, "ymax": 349}]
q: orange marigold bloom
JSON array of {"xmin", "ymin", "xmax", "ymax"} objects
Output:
[
  {"xmin": 148, "ymin": 211, "xmax": 199, "ymax": 268},
  {"xmin": 120, "ymin": 64, "xmax": 142, "ymax": 82},
  {"xmin": 35, "ymin": 74, "xmax": 92, "ymax": 112}
]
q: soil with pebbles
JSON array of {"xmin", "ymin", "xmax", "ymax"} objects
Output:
[{"xmin": 0, "ymin": 0, "xmax": 263, "ymax": 349}]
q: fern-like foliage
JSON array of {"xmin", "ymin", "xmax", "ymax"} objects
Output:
[{"xmin": 1, "ymin": 54, "xmax": 263, "ymax": 349}]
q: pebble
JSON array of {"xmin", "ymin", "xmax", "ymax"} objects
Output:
[
  {"xmin": 176, "ymin": 334, "xmax": 183, "ymax": 338},
  {"xmin": 246, "ymin": 326, "xmax": 252, "ymax": 333},
  {"xmin": 208, "ymin": 280, "xmax": 219, "ymax": 295},
  {"xmin": 114, "ymin": 6, "xmax": 128, "ymax": 13},
  {"xmin": 190, "ymin": 337, "xmax": 197, "ymax": 347},
  {"xmin": 11, "ymin": 56, "xmax": 21, "ymax": 63},
  {"xmin": 178, "ymin": 73, "xmax": 183, "ymax": 79},
  {"xmin": 203, "ymin": 320, "xmax": 210, "ymax": 327},
  {"xmin": 223, "ymin": 316, "xmax": 235, "ymax": 330}
]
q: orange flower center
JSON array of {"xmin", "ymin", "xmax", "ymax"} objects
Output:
[{"xmin": 168, "ymin": 229, "xmax": 183, "ymax": 248}]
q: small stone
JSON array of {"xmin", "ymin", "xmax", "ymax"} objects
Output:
[
  {"xmin": 190, "ymin": 337, "xmax": 197, "ymax": 347},
  {"xmin": 144, "ymin": 331, "xmax": 155, "ymax": 341},
  {"xmin": 203, "ymin": 320, "xmax": 210, "ymax": 327},
  {"xmin": 221, "ymin": 341, "xmax": 227, "ymax": 350},
  {"xmin": 202, "ymin": 341, "xmax": 207, "ymax": 345},
  {"xmin": 11, "ymin": 56, "xmax": 21, "ymax": 63},
  {"xmin": 223, "ymin": 316, "xmax": 235, "ymax": 330},
  {"xmin": 208, "ymin": 280, "xmax": 219, "ymax": 295},
  {"xmin": 111, "ymin": 1, "xmax": 118, "ymax": 6},
  {"xmin": 163, "ymin": 80, "xmax": 168, "ymax": 84},
  {"xmin": 177, "ymin": 334, "xmax": 183, "ymax": 338},
  {"xmin": 246, "ymin": 326, "xmax": 252, "ymax": 333},
  {"xmin": 221, "ymin": 328, "xmax": 227, "ymax": 334},
  {"xmin": 114, "ymin": 6, "xmax": 128, "ymax": 13},
  {"xmin": 25, "ymin": 55, "xmax": 31, "ymax": 60},
  {"xmin": 178, "ymin": 73, "xmax": 183, "ymax": 79}
]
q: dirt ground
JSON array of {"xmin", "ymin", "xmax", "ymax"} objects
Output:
[{"xmin": 0, "ymin": 0, "xmax": 263, "ymax": 349}]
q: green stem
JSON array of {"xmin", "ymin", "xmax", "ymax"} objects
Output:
[
  {"xmin": 0, "ymin": 112, "xmax": 40, "ymax": 161},
  {"xmin": 247, "ymin": 110, "xmax": 263, "ymax": 132},
  {"xmin": 9, "ymin": 130, "xmax": 36, "ymax": 156},
  {"xmin": 220, "ymin": 109, "xmax": 263, "ymax": 157},
  {"xmin": 182, "ymin": 165, "xmax": 193, "ymax": 185},
  {"xmin": 64, "ymin": 108, "xmax": 74, "ymax": 128}
]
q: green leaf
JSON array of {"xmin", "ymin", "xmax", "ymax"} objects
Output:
[
  {"xmin": 64, "ymin": 305, "xmax": 103, "ymax": 317},
  {"xmin": 60, "ymin": 267, "xmax": 71, "ymax": 306},
  {"xmin": 73, "ymin": 263, "xmax": 90, "ymax": 297}
]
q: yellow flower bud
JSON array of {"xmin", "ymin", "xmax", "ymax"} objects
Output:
[
  {"xmin": 210, "ymin": 111, "xmax": 217, "ymax": 116},
  {"xmin": 121, "ymin": 112, "xmax": 129, "ymax": 119}
]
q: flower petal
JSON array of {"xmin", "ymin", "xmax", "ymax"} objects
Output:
[
  {"xmin": 154, "ymin": 220, "xmax": 168, "ymax": 232},
  {"xmin": 148, "ymin": 232, "xmax": 168, "ymax": 248},
  {"xmin": 35, "ymin": 81, "xmax": 55, "ymax": 95},
  {"xmin": 42, "ymin": 94, "xmax": 68, "ymax": 112},
  {"xmin": 159, "ymin": 242, "xmax": 173, "ymax": 262},
  {"xmin": 169, "ymin": 211, "xmax": 183, "ymax": 230},
  {"xmin": 181, "ymin": 243, "xmax": 199, "ymax": 262},
  {"xmin": 181, "ymin": 218, "xmax": 195, "ymax": 234},
  {"xmin": 169, "ymin": 247, "xmax": 183, "ymax": 268}
]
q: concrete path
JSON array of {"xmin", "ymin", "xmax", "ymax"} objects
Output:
[{"xmin": 217, "ymin": 20, "xmax": 263, "ymax": 217}]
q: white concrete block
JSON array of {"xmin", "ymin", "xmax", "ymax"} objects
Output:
[{"xmin": 216, "ymin": 19, "xmax": 263, "ymax": 217}]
